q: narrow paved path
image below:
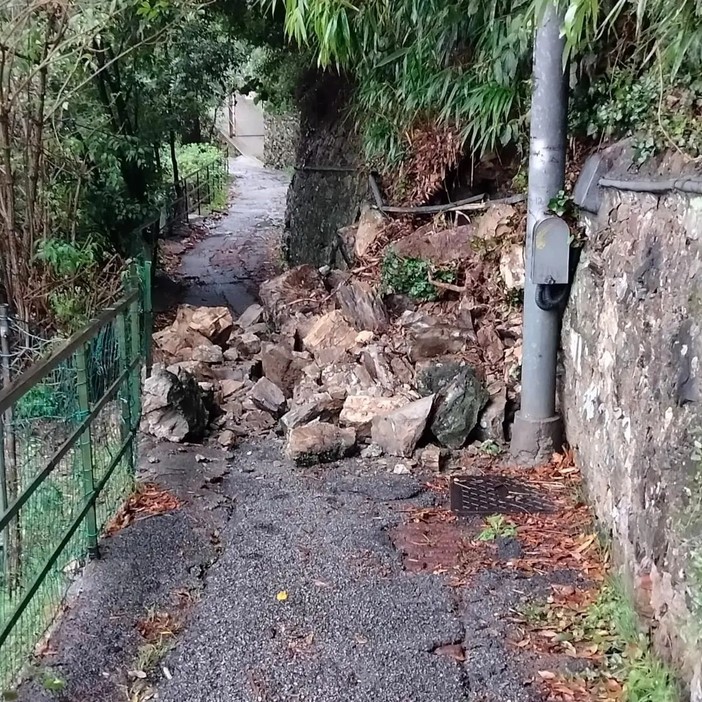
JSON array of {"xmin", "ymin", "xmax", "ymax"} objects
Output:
[
  {"xmin": 178, "ymin": 155, "xmax": 288, "ymax": 312},
  {"xmin": 15, "ymin": 157, "xmax": 564, "ymax": 702}
]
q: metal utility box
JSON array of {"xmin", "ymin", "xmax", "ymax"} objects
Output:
[{"xmin": 531, "ymin": 216, "xmax": 570, "ymax": 285}]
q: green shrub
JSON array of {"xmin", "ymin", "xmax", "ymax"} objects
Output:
[{"xmin": 381, "ymin": 249, "xmax": 457, "ymax": 302}]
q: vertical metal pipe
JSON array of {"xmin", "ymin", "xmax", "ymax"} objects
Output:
[{"xmin": 511, "ymin": 1, "xmax": 568, "ymax": 461}]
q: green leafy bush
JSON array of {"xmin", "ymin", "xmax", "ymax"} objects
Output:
[
  {"xmin": 15, "ymin": 383, "xmax": 69, "ymax": 420},
  {"xmin": 381, "ymin": 250, "xmax": 457, "ymax": 302},
  {"xmin": 167, "ymin": 143, "xmax": 224, "ymax": 180}
]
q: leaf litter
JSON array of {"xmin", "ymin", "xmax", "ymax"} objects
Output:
[{"xmin": 105, "ymin": 483, "xmax": 182, "ymax": 536}]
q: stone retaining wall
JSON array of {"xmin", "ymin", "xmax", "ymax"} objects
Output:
[
  {"xmin": 283, "ymin": 72, "xmax": 366, "ymax": 267},
  {"xmin": 263, "ymin": 111, "xmax": 300, "ymax": 170},
  {"xmin": 562, "ymin": 187, "xmax": 702, "ymax": 698}
]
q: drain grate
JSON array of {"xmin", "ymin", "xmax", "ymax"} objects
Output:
[{"xmin": 449, "ymin": 475, "xmax": 552, "ymax": 516}]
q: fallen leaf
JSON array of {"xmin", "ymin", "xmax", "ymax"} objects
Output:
[
  {"xmin": 276, "ymin": 590, "xmax": 288, "ymax": 602},
  {"xmin": 538, "ymin": 670, "xmax": 557, "ymax": 680}
]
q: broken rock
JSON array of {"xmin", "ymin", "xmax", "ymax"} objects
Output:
[
  {"xmin": 261, "ymin": 343, "xmax": 305, "ymax": 396},
  {"xmin": 284, "ymin": 422, "xmax": 356, "ymax": 466},
  {"xmin": 153, "ymin": 326, "xmax": 212, "ymax": 361},
  {"xmin": 419, "ymin": 444, "xmax": 444, "ymax": 472},
  {"xmin": 371, "ymin": 395, "xmax": 434, "ymax": 457},
  {"xmin": 400, "ymin": 312, "xmax": 474, "ymax": 361},
  {"xmin": 191, "ymin": 344, "xmax": 224, "ymax": 364},
  {"xmin": 280, "ymin": 392, "xmax": 343, "ymax": 432},
  {"xmin": 354, "ymin": 204, "xmax": 385, "ymax": 260},
  {"xmin": 418, "ymin": 361, "xmax": 489, "ymax": 449},
  {"xmin": 219, "ymin": 378, "xmax": 245, "ymax": 399},
  {"xmin": 231, "ymin": 331, "xmax": 262, "ymax": 358},
  {"xmin": 339, "ymin": 395, "xmax": 408, "ymax": 439},
  {"xmin": 218, "ymin": 429, "xmax": 237, "ymax": 447},
  {"xmin": 391, "ymin": 224, "xmax": 473, "ymax": 265},
  {"xmin": 185, "ymin": 305, "xmax": 234, "ymax": 346},
  {"xmin": 336, "ymin": 280, "xmax": 388, "ymax": 333},
  {"xmin": 236, "ymin": 303, "xmax": 264, "ymax": 329},
  {"xmin": 250, "ymin": 377, "xmax": 287, "ymax": 417},
  {"xmin": 499, "ymin": 244, "xmax": 525, "ymax": 290},
  {"xmin": 302, "ymin": 310, "xmax": 357, "ymax": 362},
  {"xmin": 141, "ymin": 365, "xmax": 209, "ymax": 443}
]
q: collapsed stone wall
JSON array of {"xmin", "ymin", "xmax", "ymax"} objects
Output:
[
  {"xmin": 284, "ymin": 72, "xmax": 367, "ymax": 267},
  {"xmin": 562, "ymin": 188, "xmax": 702, "ymax": 697},
  {"xmin": 263, "ymin": 111, "xmax": 300, "ymax": 170}
]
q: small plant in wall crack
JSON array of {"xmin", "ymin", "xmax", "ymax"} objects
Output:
[{"xmin": 478, "ymin": 514, "xmax": 517, "ymax": 541}]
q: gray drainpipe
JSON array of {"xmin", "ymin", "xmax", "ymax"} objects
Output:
[{"xmin": 510, "ymin": 1, "xmax": 568, "ymax": 463}]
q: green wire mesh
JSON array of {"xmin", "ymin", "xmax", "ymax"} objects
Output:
[{"xmin": 0, "ymin": 297, "xmax": 142, "ymax": 693}]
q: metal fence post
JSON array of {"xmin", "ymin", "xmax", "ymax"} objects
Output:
[
  {"xmin": 183, "ymin": 177, "xmax": 189, "ymax": 218},
  {"xmin": 129, "ymin": 297, "xmax": 142, "ymax": 425},
  {"xmin": 75, "ymin": 345, "xmax": 99, "ymax": 559},
  {"xmin": 205, "ymin": 164, "xmax": 211, "ymax": 206},
  {"xmin": 196, "ymin": 170, "xmax": 201, "ymax": 215},
  {"xmin": 142, "ymin": 253, "xmax": 153, "ymax": 376},
  {"xmin": 114, "ymin": 310, "xmax": 133, "ymax": 475},
  {"xmin": 0, "ymin": 415, "xmax": 8, "ymax": 583},
  {"xmin": 0, "ymin": 304, "xmax": 20, "ymax": 591}
]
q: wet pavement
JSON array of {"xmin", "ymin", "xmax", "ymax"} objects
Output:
[{"xmin": 177, "ymin": 155, "xmax": 288, "ymax": 313}]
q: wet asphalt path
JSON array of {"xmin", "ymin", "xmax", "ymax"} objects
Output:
[{"xmin": 178, "ymin": 155, "xmax": 289, "ymax": 313}]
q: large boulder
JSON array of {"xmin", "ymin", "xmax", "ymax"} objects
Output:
[
  {"xmin": 141, "ymin": 365, "xmax": 209, "ymax": 442},
  {"xmin": 418, "ymin": 361, "xmax": 489, "ymax": 448},
  {"xmin": 339, "ymin": 395, "xmax": 409, "ymax": 438},
  {"xmin": 391, "ymin": 224, "xmax": 473, "ymax": 265},
  {"xmin": 371, "ymin": 395, "xmax": 434, "ymax": 457},
  {"xmin": 259, "ymin": 265, "xmax": 328, "ymax": 329},
  {"xmin": 284, "ymin": 422, "xmax": 356, "ymax": 466}
]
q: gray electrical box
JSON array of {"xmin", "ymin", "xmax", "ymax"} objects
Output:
[{"xmin": 531, "ymin": 216, "xmax": 570, "ymax": 284}]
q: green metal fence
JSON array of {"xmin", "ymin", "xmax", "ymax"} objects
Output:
[
  {"xmin": 0, "ymin": 289, "xmax": 144, "ymax": 692},
  {"xmin": 0, "ymin": 146, "xmax": 228, "ymax": 693}
]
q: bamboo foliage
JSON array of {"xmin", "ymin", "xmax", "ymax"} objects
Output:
[{"xmin": 266, "ymin": 0, "xmax": 702, "ymax": 195}]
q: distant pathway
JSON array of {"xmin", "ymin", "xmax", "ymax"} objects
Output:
[{"xmin": 178, "ymin": 155, "xmax": 289, "ymax": 313}]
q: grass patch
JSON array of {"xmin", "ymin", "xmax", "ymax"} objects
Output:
[{"xmin": 519, "ymin": 578, "xmax": 680, "ymax": 702}]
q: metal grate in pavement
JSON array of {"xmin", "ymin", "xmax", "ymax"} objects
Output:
[{"xmin": 449, "ymin": 475, "xmax": 552, "ymax": 516}]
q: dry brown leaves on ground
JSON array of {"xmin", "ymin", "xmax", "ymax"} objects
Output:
[
  {"xmin": 105, "ymin": 484, "xmax": 181, "ymax": 536},
  {"xmin": 136, "ymin": 611, "xmax": 181, "ymax": 644},
  {"xmin": 383, "ymin": 122, "xmax": 464, "ymax": 207},
  {"xmin": 503, "ymin": 451, "xmax": 605, "ymax": 581},
  {"xmin": 158, "ymin": 222, "xmax": 209, "ymax": 276}
]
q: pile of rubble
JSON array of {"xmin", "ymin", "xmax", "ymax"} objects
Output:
[{"xmin": 142, "ymin": 202, "xmax": 525, "ymax": 469}]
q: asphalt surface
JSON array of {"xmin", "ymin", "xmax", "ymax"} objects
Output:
[
  {"xmin": 12, "ymin": 156, "xmax": 573, "ymax": 702},
  {"xmin": 15, "ymin": 437, "xmax": 569, "ymax": 702}
]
